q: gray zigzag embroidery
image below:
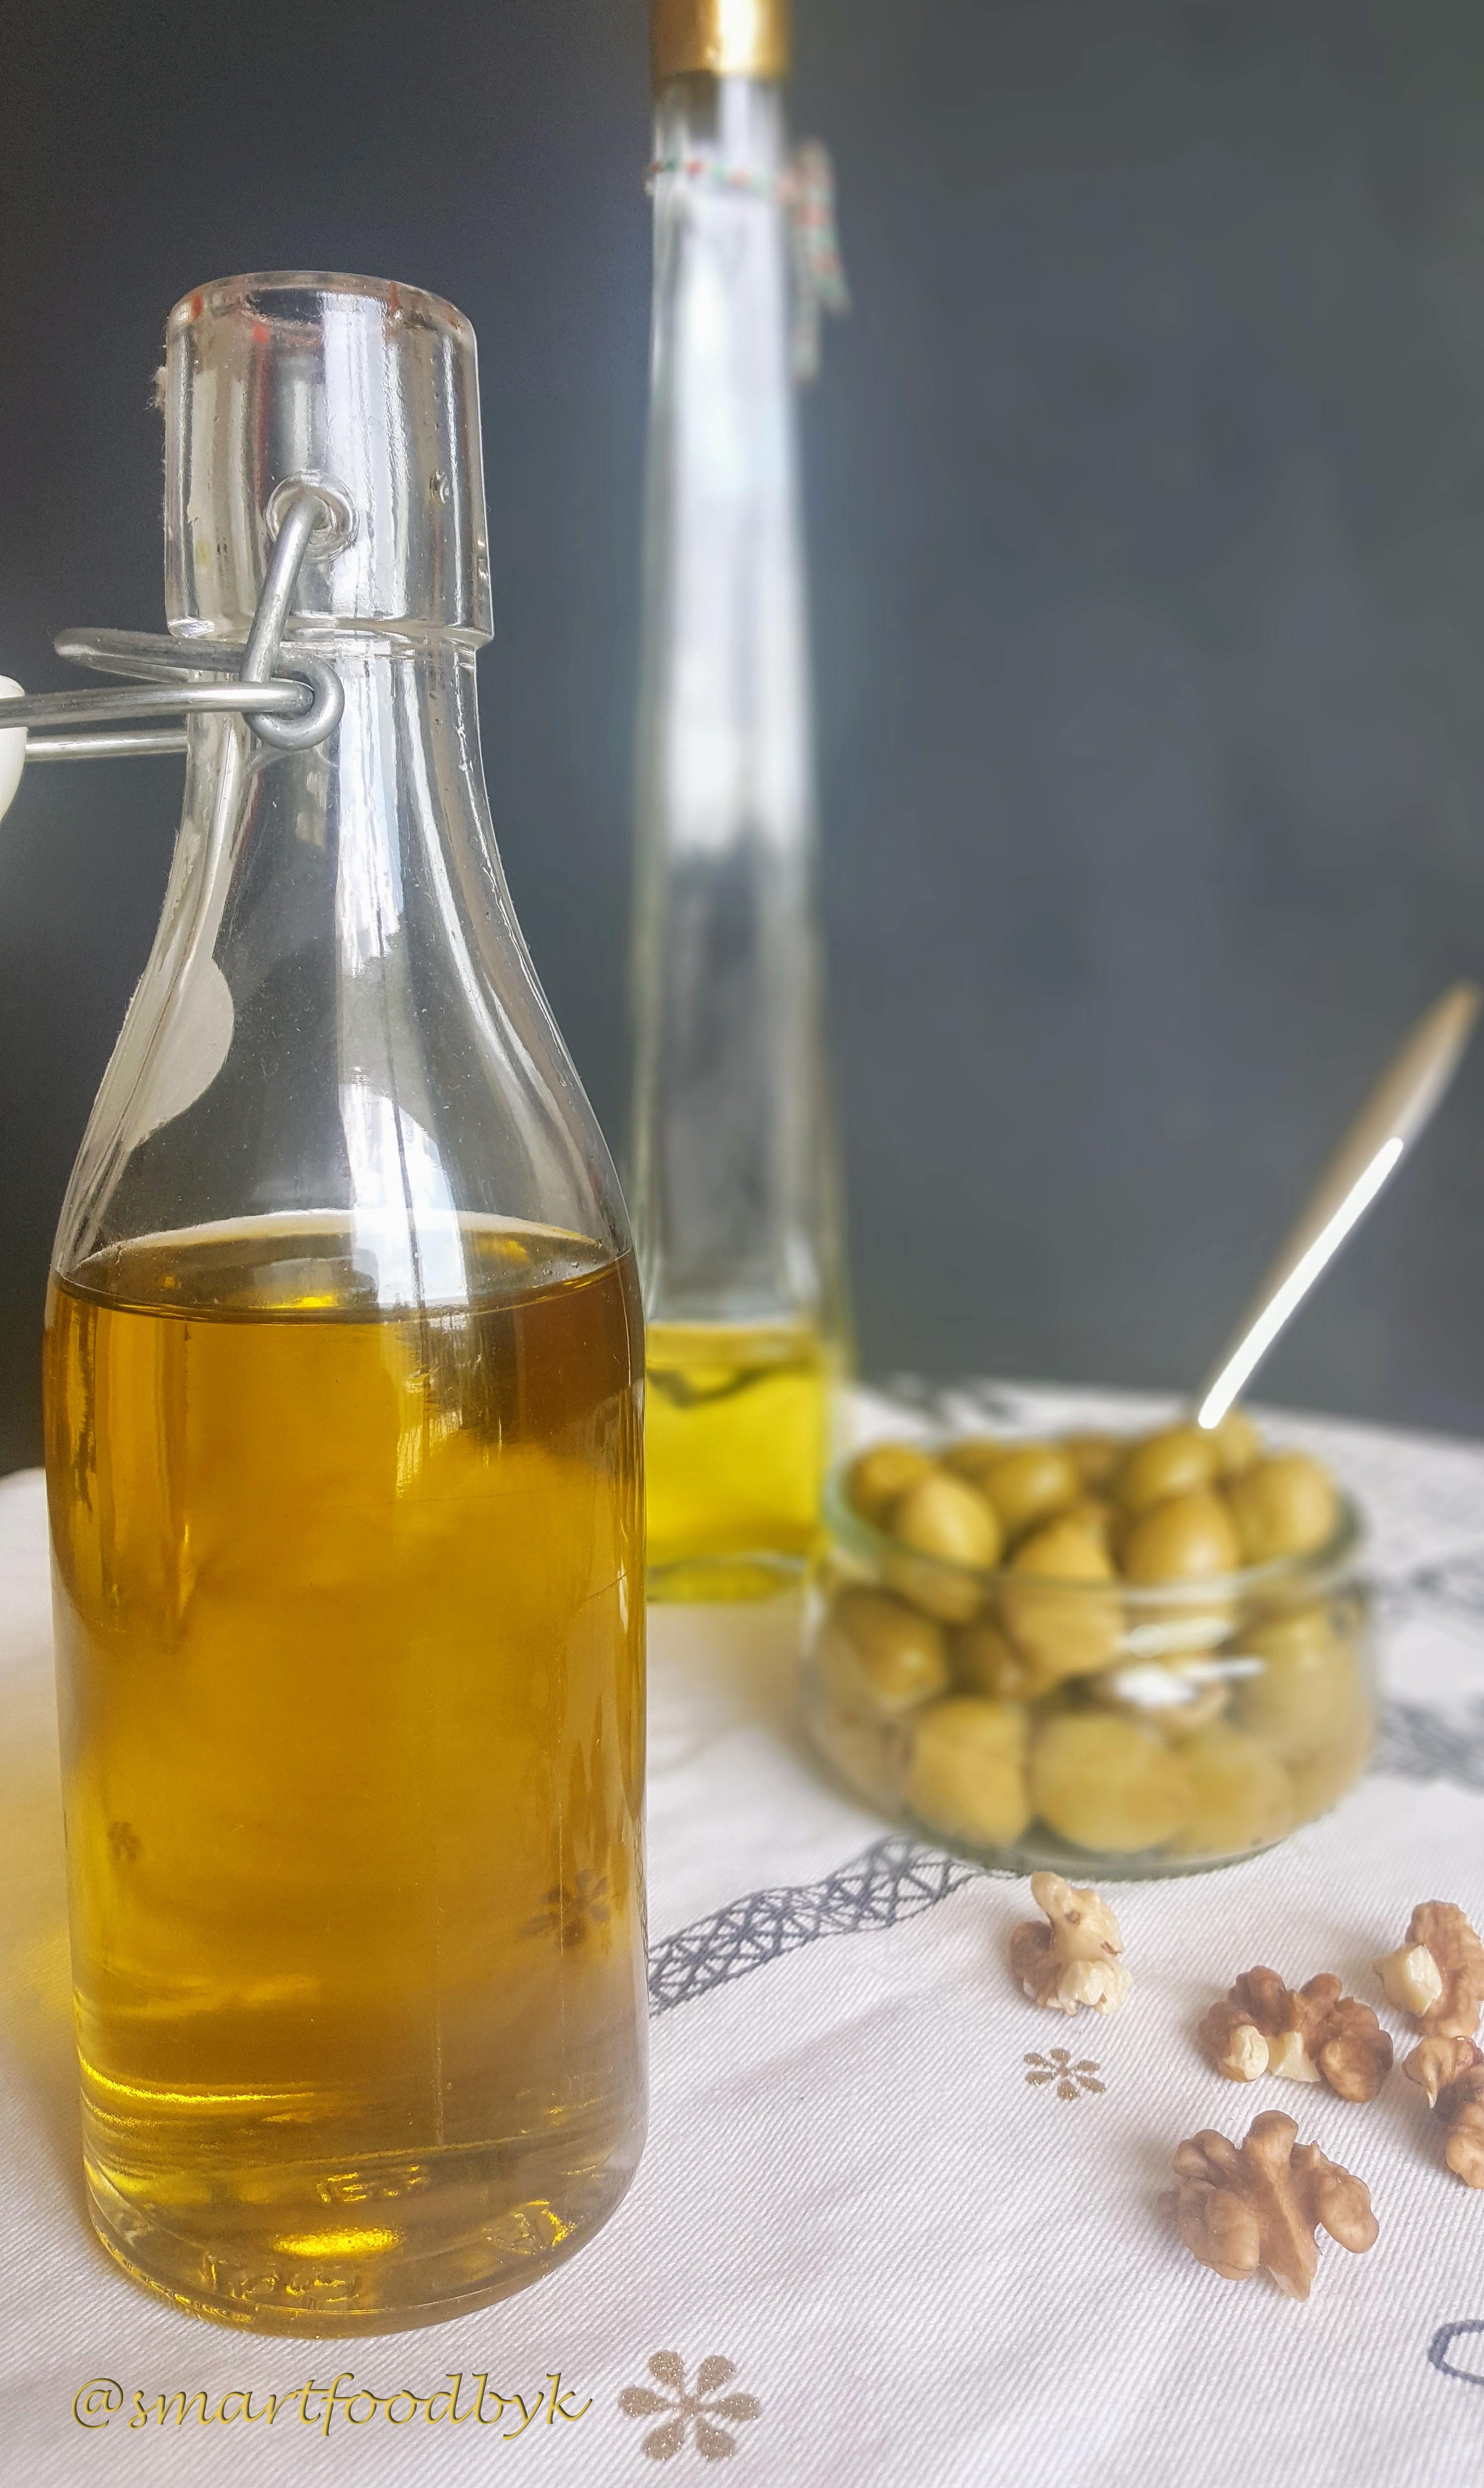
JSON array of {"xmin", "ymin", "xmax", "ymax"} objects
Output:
[
  {"xmin": 1394, "ymin": 1548, "xmax": 1484, "ymax": 1625},
  {"xmin": 647, "ymin": 1697, "xmax": 1484, "ymax": 2018},
  {"xmin": 1374, "ymin": 1698, "xmax": 1484, "ymax": 1791},
  {"xmin": 648, "ymin": 1837, "xmax": 981, "ymax": 2017}
]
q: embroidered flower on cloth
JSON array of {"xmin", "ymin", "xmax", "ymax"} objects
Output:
[
  {"xmin": 1025, "ymin": 2047, "xmax": 1106, "ymax": 2101},
  {"xmin": 619, "ymin": 2352, "xmax": 761, "ymax": 2461}
]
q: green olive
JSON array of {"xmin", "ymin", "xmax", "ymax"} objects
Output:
[
  {"xmin": 1062, "ymin": 1494, "xmax": 1117, "ymax": 1553},
  {"xmin": 1002, "ymin": 1518, "xmax": 1122, "ymax": 1682},
  {"xmin": 951, "ymin": 1617, "xmax": 1032, "ymax": 1700},
  {"xmin": 890, "ymin": 1471, "xmax": 1002, "ymax": 1569},
  {"xmin": 1211, "ymin": 1406, "xmax": 1262, "ymax": 1477},
  {"xmin": 1116, "ymin": 1424, "xmax": 1221, "ymax": 1516},
  {"xmin": 1010, "ymin": 1517, "xmax": 1117, "ymax": 1583},
  {"xmin": 906, "ymin": 1697, "xmax": 1031, "ymax": 1847},
  {"xmin": 883, "ymin": 1555, "xmax": 982, "ymax": 1625},
  {"xmin": 1030, "ymin": 1713, "xmax": 1191, "ymax": 1853},
  {"xmin": 845, "ymin": 1440, "xmax": 937, "ymax": 1524},
  {"xmin": 1239, "ymin": 1601, "xmax": 1332, "ymax": 1665},
  {"xmin": 1238, "ymin": 1606, "xmax": 1361, "ymax": 1761},
  {"xmin": 1121, "ymin": 1489, "xmax": 1240, "ymax": 1581},
  {"xmin": 882, "ymin": 1472, "xmax": 1002, "ymax": 1621},
  {"xmin": 1168, "ymin": 1721, "xmax": 1294, "ymax": 1857},
  {"xmin": 980, "ymin": 1443, "xmax": 1080, "ymax": 1539},
  {"xmin": 807, "ymin": 1687, "xmax": 908, "ymax": 1811},
  {"xmin": 1064, "ymin": 1431, "xmax": 1122, "ymax": 1490},
  {"xmin": 816, "ymin": 1587, "xmax": 951, "ymax": 1719},
  {"xmin": 1226, "ymin": 1454, "xmax": 1339, "ymax": 1564},
  {"xmin": 939, "ymin": 1436, "xmax": 1004, "ymax": 1486}
]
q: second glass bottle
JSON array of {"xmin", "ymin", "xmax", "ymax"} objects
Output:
[{"xmin": 631, "ymin": 0, "xmax": 849, "ymax": 1600}]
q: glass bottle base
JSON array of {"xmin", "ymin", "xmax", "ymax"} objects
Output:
[{"xmin": 83, "ymin": 2127, "xmax": 645, "ymax": 2335}]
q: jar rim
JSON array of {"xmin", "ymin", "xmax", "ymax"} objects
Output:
[{"xmin": 822, "ymin": 1452, "xmax": 1366, "ymax": 1609}]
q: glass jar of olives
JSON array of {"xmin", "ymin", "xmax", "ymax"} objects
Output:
[{"xmin": 802, "ymin": 1416, "xmax": 1374, "ymax": 1876}]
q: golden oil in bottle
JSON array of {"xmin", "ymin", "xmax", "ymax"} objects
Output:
[
  {"xmin": 644, "ymin": 1317, "xmax": 832, "ymax": 1599},
  {"xmin": 45, "ymin": 1214, "xmax": 646, "ymax": 2333}
]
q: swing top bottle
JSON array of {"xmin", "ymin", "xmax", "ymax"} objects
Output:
[{"xmin": 44, "ymin": 273, "xmax": 648, "ymax": 2332}]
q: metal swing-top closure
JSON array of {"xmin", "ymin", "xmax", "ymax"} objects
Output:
[
  {"xmin": 0, "ymin": 480, "xmax": 346, "ymax": 787},
  {"xmin": 0, "ymin": 268, "xmax": 495, "ymax": 813}
]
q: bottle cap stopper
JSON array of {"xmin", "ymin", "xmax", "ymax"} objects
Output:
[{"xmin": 653, "ymin": 0, "xmax": 789, "ymax": 85}]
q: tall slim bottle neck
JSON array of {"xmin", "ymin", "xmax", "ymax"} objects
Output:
[
  {"xmin": 640, "ymin": 75, "xmax": 812, "ymax": 865},
  {"xmin": 632, "ymin": 72, "xmax": 842, "ymax": 1329},
  {"xmin": 653, "ymin": 67, "xmax": 788, "ymax": 175}
]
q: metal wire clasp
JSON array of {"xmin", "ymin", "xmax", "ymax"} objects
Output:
[{"xmin": 0, "ymin": 483, "xmax": 346, "ymax": 765}]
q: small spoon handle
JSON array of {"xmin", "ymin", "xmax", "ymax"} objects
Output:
[{"xmin": 1194, "ymin": 982, "xmax": 1481, "ymax": 1429}]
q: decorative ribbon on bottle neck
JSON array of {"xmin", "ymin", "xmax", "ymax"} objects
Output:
[{"xmin": 645, "ymin": 137, "xmax": 850, "ymax": 382}]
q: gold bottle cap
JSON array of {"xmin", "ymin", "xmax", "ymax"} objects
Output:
[{"xmin": 652, "ymin": 0, "xmax": 790, "ymax": 84}]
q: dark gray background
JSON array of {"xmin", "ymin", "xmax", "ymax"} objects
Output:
[{"xmin": 1, "ymin": 0, "xmax": 1482, "ymax": 1474}]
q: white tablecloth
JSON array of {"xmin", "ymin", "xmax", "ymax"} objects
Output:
[{"xmin": 3, "ymin": 1382, "xmax": 1484, "ymax": 2486}]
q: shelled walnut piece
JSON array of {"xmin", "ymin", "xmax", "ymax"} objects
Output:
[
  {"xmin": 1374, "ymin": 1901, "xmax": 1484, "ymax": 2040},
  {"xmin": 1372, "ymin": 1902, "xmax": 1484, "ymax": 2186},
  {"xmin": 1171, "ymin": 2110, "xmax": 1379, "ymax": 2299},
  {"xmin": 1199, "ymin": 1967, "xmax": 1393, "ymax": 2101},
  {"xmin": 1405, "ymin": 2036, "xmax": 1484, "ymax": 2188},
  {"xmin": 1009, "ymin": 1871, "xmax": 1131, "ymax": 2016}
]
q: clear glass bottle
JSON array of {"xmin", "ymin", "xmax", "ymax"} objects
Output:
[
  {"xmin": 42, "ymin": 273, "xmax": 648, "ymax": 2332},
  {"xmin": 631, "ymin": 0, "xmax": 849, "ymax": 1601}
]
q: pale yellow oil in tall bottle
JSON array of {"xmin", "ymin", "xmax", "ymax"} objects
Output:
[
  {"xmin": 44, "ymin": 1217, "xmax": 646, "ymax": 2333},
  {"xmin": 644, "ymin": 1318, "xmax": 831, "ymax": 1599}
]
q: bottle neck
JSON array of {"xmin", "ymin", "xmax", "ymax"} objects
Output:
[
  {"xmin": 192, "ymin": 641, "xmax": 544, "ymax": 1135},
  {"xmin": 630, "ymin": 78, "xmax": 842, "ymax": 1332},
  {"xmin": 653, "ymin": 66, "xmax": 789, "ymax": 182},
  {"xmin": 638, "ymin": 75, "xmax": 812, "ymax": 864},
  {"xmin": 56, "ymin": 636, "xmax": 626, "ymax": 1293},
  {"xmin": 185, "ymin": 639, "xmax": 495, "ymax": 983}
]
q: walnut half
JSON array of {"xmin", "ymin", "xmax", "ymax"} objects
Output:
[
  {"xmin": 1375, "ymin": 1902, "xmax": 1484, "ymax": 2041},
  {"xmin": 1009, "ymin": 1870, "xmax": 1131, "ymax": 2017},
  {"xmin": 1198, "ymin": 1966, "xmax": 1393, "ymax": 2101},
  {"xmin": 1404, "ymin": 2035, "xmax": 1484, "ymax": 2188},
  {"xmin": 1172, "ymin": 2109, "xmax": 1379, "ymax": 2299}
]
